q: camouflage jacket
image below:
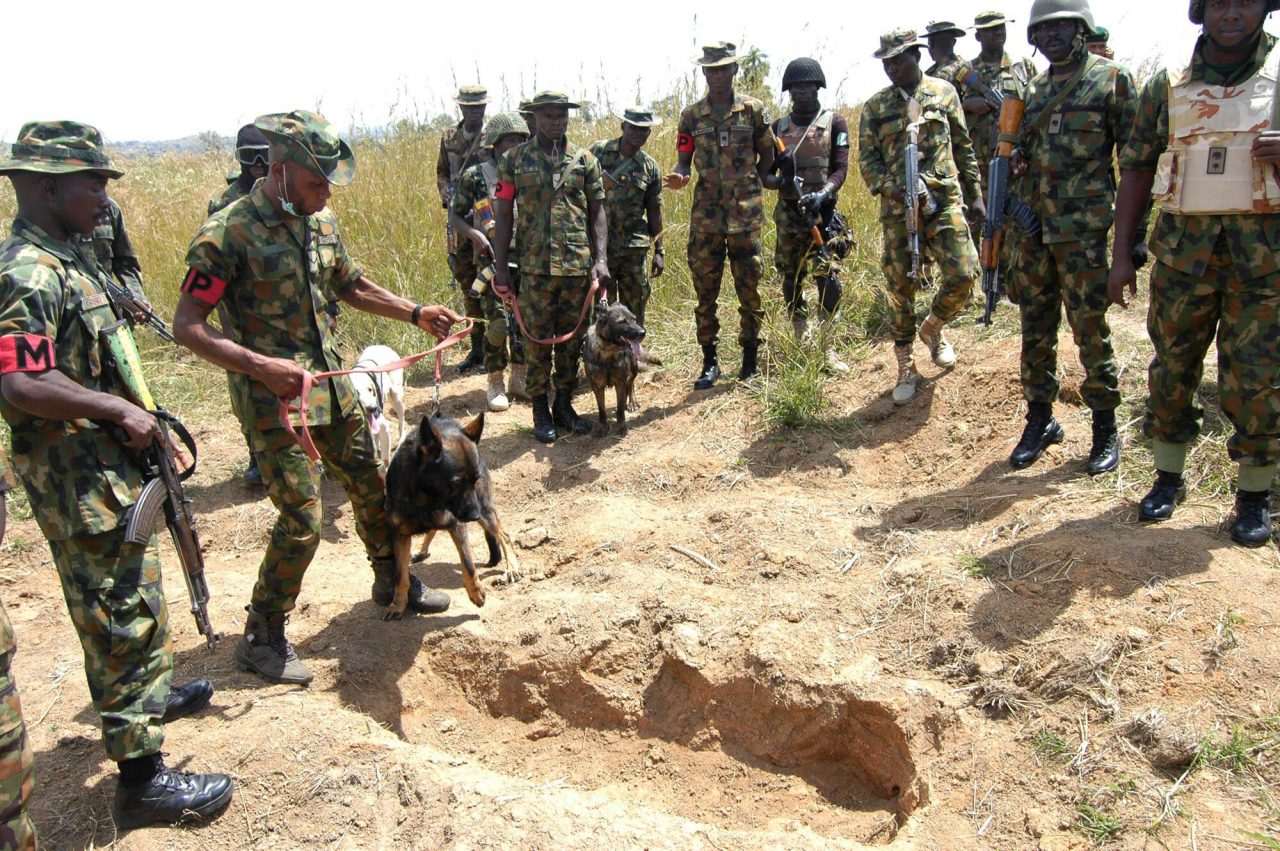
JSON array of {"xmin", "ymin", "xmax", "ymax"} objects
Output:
[
  {"xmin": 79, "ymin": 198, "xmax": 145, "ymax": 301},
  {"xmin": 1120, "ymin": 33, "xmax": 1280, "ymax": 279},
  {"xmin": 588, "ymin": 138, "xmax": 662, "ymax": 252},
  {"xmin": 0, "ymin": 449, "xmax": 10, "ymax": 659},
  {"xmin": 858, "ymin": 77, "xmax": 983, "ymax": 223},
  {"xmin": 927, "ymin": 56, "xmax": 976, "ymax": 97},
  {"xmin": 451, "ymin": 158, "xmax": 516, "ymax": 250},
  {"xmin": 678, "ymin": 94, "xmax": 773, "ymax": 234},
  {"xmin": 436, "ymin": 122, "xmax": 487, "ymax": 204},
  {"xmin": 208, "ymin": 178, "xmax": 252, "ymax": 216},
  {"xmin": 184, "ymin": 183, "xmax": 363, "ymax": 431},
  {"xmin": 1020, "ymin": 54, "xmax": 1136, "ymax": 243},
  {"xmin": 0, "ymin": 219, "xmax": 147, "ymax": 542},
  {"xmin": 967, "ymin": 53, "xmax": 1037, "ymax": 165},
  {"xmin": 497, "ymin": 138, "xmax": 605, "ymax": 276}
]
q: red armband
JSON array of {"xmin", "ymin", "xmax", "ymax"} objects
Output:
[
  {"xmin": 0, "ymin": 334, "xmax": 56, "ymax": 373},
  {"xmin": 181, "ymin": 267, "xmax": 228, "ymax": 305},
  {"xmin": 495, "ymin": 181, "xmax": 516, "ymax": 200},
  {"xmin": 677, "ymin": 132, "xmax": 694, "ymax": 153}
]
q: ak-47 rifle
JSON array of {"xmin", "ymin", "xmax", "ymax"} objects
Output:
[
  {"xmin": 979, "ymin": 96, "xmax": 1042, "ymax": 325},
  {"xmin": 101, "ymin": 277, "xmax": 177, "ymax": 344},
  {"xmin": 773, "ymin": 136, "xmax": 829, "ymax": 259},
  {"xmin": 961, "ymin": 69, "xmax": 1005, "ymax": 111},
  {"xmin": 98, "ymin": 319, "xmax": 217, "ymax": 649},
  {"xmin": 903, "ymin": 96, "xmax": 938, "ymax": 282}
]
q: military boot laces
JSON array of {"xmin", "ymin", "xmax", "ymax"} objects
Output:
[
  {"xmin": 161, "ymin": 679, "xmax": 214, "ymax": 723},
  {"xmin": 112, "ymin": 759, "xmax": 234, "ymax": 830},
  {"xmin": 371, "ymin": 568, "xmax": 450, "ymax": 614},
  {"xmin": 233, "ymin": 611, "xmax": 313, "ymax": 685},
  {"xmin": 551, "ymin": 391, "xmax": 591, "ymax": 435},
  {"xmin": 694, "ymin": 344, "xmax": 720, "ymax": 390},
  {"xmin": 1231, "ymin": 489, "xmax": 1274, "ymax": 548},
  {"xmin": 891, "ymin": 347, "xmax": 920, "ymax": 406},
  {"xmin": 1086, "ymin": 410, "xmax": 1120, "ymax": 477},
  {"xmin": 918, "ymin": 317, "xmax": 956, "ymax": 367},
  {"xmin": 1138, "ymin": 470, "xmax": 1187, "ymax": 522},
  {"xmin": 1009, "ymin": 403, "xmax": 1065, "ymax": 469},
  {"xmin": 531, "ymin": 395, "xmax": 557, "ymax": 444},
  {"xmin": 738, "ymin": 342, "xmax": 759, "ymax": 382}
]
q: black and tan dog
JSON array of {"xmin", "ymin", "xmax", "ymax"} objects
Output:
[
  {"xmin": 582, "ymin": 301, "xmax": 660, "ymax": 437},
  {"xmin": 383, "ymin": 411, "xmax": 520, "ymax": 618}
]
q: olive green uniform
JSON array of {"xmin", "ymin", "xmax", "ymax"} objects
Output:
[{"xmin": 589, "ymin": 137, "xmax": 662, "ymax": 327}]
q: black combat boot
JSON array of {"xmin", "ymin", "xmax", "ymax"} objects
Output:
[
  {"xmin": 1086, "ymin": 408, "xmax": 1121, "ymax": 476},
  {"xmin": 694, "ymin": 344, "xmax": 719, "ymax": 390},
  {"xmin": 370, "ymin": 558, "xmax": 450, "ymax": 614},
  {"xmin": 112, "ymin": 754, "xmax": 234, "ymax": 829},
  {"xmin": 162, "ymin": 679, "xmax": 213, "ymax": 723},
  {"xmin": 531, "ymin": 395, "xmax": 557, "ymax": 444},
  {"xmin": 738, "ymin": 342, "xmax": 759, "ymax": 382},
  {"xmin": 1231, "ymin": 489, "xmax": 1273, "ymax": 548},
  {"xmin": 551, "ymin": 390, "xmax": 591, "ymax": 436},
  {"xmin": 1009, "ymin": 402, "xmax": 1065, "ymax": 469},
  {"xmin": 1138, "ymin": 470, "xmax": 1186, "ymax": 522},
  {"xmin": 455, "ymin": 330, "xmax": 485, "ymax": 374}
]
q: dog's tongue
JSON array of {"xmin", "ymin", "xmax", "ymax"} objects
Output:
[
  {"xmin": 368, "ymin": 413, "xmax": 381, "ymax": 435},
  {"xmin": 629, "ymin": 340, "xmax": 643, "ymax": 360}
]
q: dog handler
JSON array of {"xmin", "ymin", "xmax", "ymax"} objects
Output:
[{"xmin": 174, "ymin": 110, "xmax": 463, "ymax": 685}]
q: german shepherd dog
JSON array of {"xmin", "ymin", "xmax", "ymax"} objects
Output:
[
  {"xmin": 581, "ymin": 301, "xmax": 660, "ymax": 437},
  {"xmin": 382, "ymin": 411, "xmax": 520, "ymax": 619}
]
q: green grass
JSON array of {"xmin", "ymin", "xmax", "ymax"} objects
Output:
[
  {"xmin": 1075, "ymin": 802, "xmax": 1123, "ymax": 845},
  {"xmin": 958, "ymin": 553, "xmax": 996, "ymax": 579},
  {"xmin": 1030, "ymin": 728, "xmax": 1073, "ymax": 763}
]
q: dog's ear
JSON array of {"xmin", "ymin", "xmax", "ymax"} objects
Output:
[
  {"xmin": 462, "ymin": 411, "xmax": 485, "ymax": 443},
  {"xmin": 418, "ymin": 415, "xmax": 443, "ymax": 461}
]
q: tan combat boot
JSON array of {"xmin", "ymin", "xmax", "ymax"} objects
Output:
[
  {"xmin": 918, "ymin": 314, "xmax": 956, "ymax": 367},
  {"xmin": 791, "ymin": 314, "xmax": 808, "ymax": 342},
  {"xmin": 487, "ymin": 371, "xmax": 510, "ymax": 412},
  {"xmin": 507, "ymin": 364, "xmax": 528, "ymax": 400},
  {"xmin": 892, "ymin": 345, "xmax": 920, "ymax": 405},
  {"xmin": 233, "ymin": 609, "xmax": 313, "ymax": 685},
  {"xmin": 817, "ymin": 314, "xmax": 849, "ymax": 373}
]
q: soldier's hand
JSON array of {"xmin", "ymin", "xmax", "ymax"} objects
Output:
[
  {"xmin": 113, "ymin": 400, "xmax": 161, "ymax": 450},
  {"xmin": 467, "ymin": 230, "xmax": 494, "ymax": 259},
  {"xmin": 968, "ymin": 197, "xmax": 987, "ymax": 227},
  {"xmin": 799, "ymin": 188, "xmax": 831, "ymax": 215},
  {"xmin": 590, "ymin": 259, "xmax": 612, "ymax": 289},
  {"xmin": 417, "ymin": 305, "xmax": 464, "ymax": 340},
  {"xmin": 1131, "ymin": 242, "xmax": 1150, "ymax": 271},
  {"xmin": 1107, "ymin": 258, "xmax": 1138, "ymax": 309},
  {"xmin": 662, "ymin": 172, "xmax": 690, "ymax": 190},
  {"xmin": 1253, "ymin": 131, "xmax": 1280, "ymax": 163},
  {"xmin": 260, "ymin": 357, "xmax": 310, "ymax": 400},
  {"xmin": 1010, "ymin": 150, "xmax": 1029, "ymax": 177},
  {"xmin": 964, "ymin": 96, "xmax": 995, "ymax": 116},
  {"xmin": 493, "ymin": 265, "xmax": 514, "ymax": 299},
  {"xmin": 127, "ymin": 298, "xmax": 153, "ymax": 324},
  {"xmin": 651, "ymin": 251, "xmax": 666, "ymax": 279}
]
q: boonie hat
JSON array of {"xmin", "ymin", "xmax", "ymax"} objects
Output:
[
  {"xmin": 0, "ymin": 120, "xmax": 123, "ymax": 179},
  {"xmin": 255, "ymin": 109, "xmax": 355, "ymax": 186}
]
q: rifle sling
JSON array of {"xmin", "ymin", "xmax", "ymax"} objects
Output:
[{"xmin": 1029, "ymin": 54, "xmax": 1097, "ymax": 134}]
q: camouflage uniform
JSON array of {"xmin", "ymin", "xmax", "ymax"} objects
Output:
[
  {"xmin": 967, "ymin": 53, "xmax": 1037, "ymax": 195},
  {"xmin": 588, "ymin": 137, "xmax": 662, "ymax": 326},
  {"xmin": 678, "ymin": 94, "xmax": 773, "ymax": 346},
  {"xmin": 208, "ymin": 179, "xmax": 256, "ymax": 442},
  {"xmin": 858, "ymin": 77, "xmax": 982, "ymax": 342},
  {"xmin": 1012, "ymin": 54, "xmax": 1135, "ymax": 412},
  {"xmin": 927, "ymin": 55, "xmax": 977, "ymax": 96},
  {"xmin": 497, "ymin": 138, "xmax": 605, "ymax": 397},
  {"xmin": 81, "ymin": 198, "xmax": 145, "ymax": 302},
  {"xmin": 0, "ymin": 451, "xmax": 35, "ymax": 850},
  {"xmin": 1120, "ymin": 33, "xmax": 1280, "ymax": 466},
  {"xmin": 208, "ymin": 178, "xmax": 251, "ymax": 217},
  {"xmin": 0, "ymin": 218, "xmax": 172, "ymax": 763},
  {"xmin": 184, "ymin": 180, "xmax": 392, "ymax": 613},
  {"xmin": 438, "ymin": 114, "xmax": 488, "ymax": 326}
]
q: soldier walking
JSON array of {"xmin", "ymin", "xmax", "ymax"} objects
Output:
[
  {"xmin": 858, "ymin": 29, "xmax": 985, "ymax": 405},
  {"xmin": 1006, "ymin": 0, "xmax": 1134, "ymax": 476},
  {"xmin": 1109, "ymin": 0, "xmax": 1280, "ymax": 546},
  {"xmin": 664, "ymin": 42, "xmax": 776, "ymax": 390}
]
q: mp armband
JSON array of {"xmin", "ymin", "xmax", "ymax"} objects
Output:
[
  {"xmin": 181, "ymin": 267, "xmax": 228, "ymax": 305},
  {"xmin": 0, "ymin": 334, "xmax": 56, "ymax": 373},
  {"xmin": 677, "ymin": 132, "xmax": 695, "ymax": 153},
  {"xmin": 495, "ymin": 181, "xmax": 516, "ymax": 200}
]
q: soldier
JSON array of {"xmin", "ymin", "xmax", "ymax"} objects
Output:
[
  {"xmin": 209, "ymin": 123, "xmax": 272, "ymax": 486},
  {"xmin": 448, "ymin": 112, "xmax": 530, "ymax": 412},
  {"xmin": 664, "ymin": 42, "xmax": 776, "ymax": 389},
  {"xmin": 518, "ymin": 101, "xmax": 537, "ymax": 135},
  {"xmin": 589, "ymin": 107, "xmax": 665, "ymax": 328},
  {"xmin": 1004, "ymin": 0, "xmax": 1134, "ymax": 476},
  {"xmin": 0, "ymin": 449, "xmax": 35, "ymax": 849},
  {"xmin": 174, "ymin": 110, "xmax": 463, "ymax": 684},
  {"xmin": 438, "ymin": 85, "xmax": 490, "ymax": 374},
  {"xmin": 1085, "ymin": 25, "xmax": 1115, "ymax": 58},
  {"xmin": 0, "ymin": 121, "xmax": 231, "ymax": 828},
  {"xmin": 82, "ymin": 198, "xmax": 146, "ymax": 303},
  {"xmin": 967, "ymin": 12, "xmax": 1037, "ymax": 201},
  {"xmin": 925, "ymin": 20, "xmax": 977, "ymax": 94},
  {"xmin": 858, "ymin": 29, "xmax": 985, "ymax": 405},
  {"xmin": 1109, "ymin": 0, "xmax": 1280, "ymax": 546},
  {"xmin": 491, "ymin": 91, "xmax": 610, "ymax": 444},
  {"xmin": 764, "ymin": 57, "xmax": 852, "ymax": 373}
]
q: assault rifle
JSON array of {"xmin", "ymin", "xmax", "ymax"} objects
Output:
[
  {"xmin": 99, "ymin": 320, "xmax": 217, "ymax": 649},
  {"xmin": 961, "ymin": 69, "xmax": 1005, "ymax": 111},
  {"xmin": 101, "ymin": 277, "xmax": 176, "ymax": 344},
  {"xmin": 904, "ymin": 96, "xmax": 938, "ymax": 282},
  {"xmin": 979, "ymin": 96, "xmax": 1042, "ymax": 325},
  {"xmin": 773, "ymin": 136, "xmax": 829, "ymax": 260}
]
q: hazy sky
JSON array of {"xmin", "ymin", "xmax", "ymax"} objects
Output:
[{"xmin": 1, "ymin": 0, "xmax": 1223, "ymax": 142}]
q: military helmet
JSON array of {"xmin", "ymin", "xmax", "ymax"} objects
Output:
[
  {"xmin": 1027, "ymin": 0, "xmax": 1096, "ymax": 41},
  {"xmin": 1189, "ymin": 0, "xmax": 1279, "ymax": 22},
  {"xmin": 781, "ymin": 57, "xmax": 826, "ymax": 91},
  {"xmin": 484, "ymin": 112, "xmax": 528, "ymax": 148}
]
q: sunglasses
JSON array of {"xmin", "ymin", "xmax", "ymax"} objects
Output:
[{"xmin": 236, "ymin": 145, "xmax": 269, "ymax": 167}]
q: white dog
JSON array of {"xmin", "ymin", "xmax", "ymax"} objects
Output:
[{"xmin": 349, "ymin": 345, "xmax": 406, "ymax": 471}]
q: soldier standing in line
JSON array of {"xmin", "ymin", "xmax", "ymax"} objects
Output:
[
  {"xmin": 764, "ymin": 57, "xmax": 852, "ymax": 372},
  {"xmin": 1005, "ymin": 0, "xmax": 1134, "ymax": 476},
  {"xmin": 83, "ymin": 198, "xmax": 145, "ymax": 303},
  {"xmin": 664, "ymin": 42, "xmax": 776, "ymax": 390},
  {"xmin": 1109, "ymin": 0, "xmax": 1280, "ymax": 546},
  {"xmin": 966, "ymin": 12, "xmax": 1037, "ymax": 207},
  {"xmin": 438, "ymin": 85, "xmax": 490, "ymax": 374},
  {"xmin": 589, "ymin": 107, "xmax": 665, "ymax": 328},
  {"xmin": 1085, "ymin": 25, "xmax": 1116, "ymax": 58},
  {"xmin": 0, "ymin": 448, "xmax": 35, "ymax": 849},
  {"xmin": 449, "ymin": 112, "xmax": 530, "ymax": 412},
  {"xmin": 174, "ymin": 111, "xmax": 462, "ymax": 684},
  {"xmin": 858, "ymin": 29, "xmax": 985, "ymax": 406},
  {"xmin": 492, "ymin": 92, "xmax": 610, "ymax": 444},
  {"xmin": 0, "ymin": 120, "xmax": 231, "ymax": 829},
  {"xmin": 925, "ymin": 20, "xmax": 977, "ymax": 93}
]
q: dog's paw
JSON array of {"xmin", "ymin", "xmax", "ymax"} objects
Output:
[
  {"xmin": 617, "ymin": 423, "xmax": 628, "ymax": 437},
  {"xmin": 410, "ymin": 551, "xmax": 428, "ymax": 564},
  {"xmin": 592, "ymin": 423, "xmax": 610, "ymax": 438},
  {"xmin": 383, "ymin": 603, "xmax": 407, "ymax": 621}
]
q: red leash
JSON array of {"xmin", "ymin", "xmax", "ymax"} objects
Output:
[
  {"xmin": 499, "ymin": 278, "xmax": 606, "ymax": 346},
  {"xmin": 279, "ymin": 320, "xmax": 474, "ymax": 463}
]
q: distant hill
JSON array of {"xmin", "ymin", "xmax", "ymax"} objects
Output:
[{"xmin": 110, "ymin": 134, "xmax": 231, "ymax": 158}]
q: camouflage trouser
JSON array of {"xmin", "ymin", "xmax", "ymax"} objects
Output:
[
  {"xmin": 0, "ymin": 609, "xmax": 36, "ymax": 850},
  {"xmin": 609, "ymin": 250, "xmax": 651, "ymax": 328},
  {"xmin": 453, "ymin": 241, "xmax": 482, "ymax": 327},
  {"xmin": 1144, "ymin": 244, "xmax": 1280, "ymax": 466},
  {"xmin": 879, "ymin": 204, "xmax": 977, "ymax": 343},
  {"xmin": 481, "ymin": 287, "xmax": 524, "ymax": 374},
  {"xmin": 49, "ymin": 529, "xmax": 171, "ymax": 761},
  {"xmin": 220, "ymin": 302, "xmax": 255, "ymax": 458},
  {"xmin": 517, "ymin": 274, "xmax": 589, "ymax": 398},
  {"xmin": 773, "ymin": 201, "xmax": 841, "ymax": 319},
  {"xmin": 250, "ymin": 403, "xmax": 391, "ymax": 614},
  {"xmin": 687, "ymin": 229, "xmax": 764, "ymax": 347},
  {"xmin": 1012, "ymin": 235, "xmax": 1120, "ymax": 411}
]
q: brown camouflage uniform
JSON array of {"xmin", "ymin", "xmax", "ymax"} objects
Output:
[
  {"xmin": 589, "ymin": 137, "xmax": 662, "ymax": 326},
  {"xmin": 0, "ymin": 450, "xmax": 35, "ymax": 850}
]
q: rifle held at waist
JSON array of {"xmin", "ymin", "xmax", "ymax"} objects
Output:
[{"xmin": 979, "ymin": 96, "xmax": 1042, "ymax": 326}]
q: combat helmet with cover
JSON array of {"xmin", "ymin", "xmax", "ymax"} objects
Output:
[
  {"xmin": 781, "ymin": 57, "xmax": 826, "ymax": 91},
  {"xmin": 483, "ymin": 113, "xmax": 528, "ymax": 148},
  {"xmin": 1189, "ymin": 0, "xmax": 1279, "ymax": 23},
  {"xmin": 1027, "ymin": 0, "xmax": 1096, "ymax": 41}
]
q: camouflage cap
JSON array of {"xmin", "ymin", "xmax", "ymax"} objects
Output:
[
  {"xmin": 484, "ymin": 112, "xmax": 529, "ymax": 147},
  {"xmin": 924, "ymin": 20, "xmax": 967, "ymax": 37},
  {"xmin": 454, "ymin": 85, "xmax": 490, "ymax": 106},
  {"xmin": 0, "ymin": 120, "xmax": 123, "ymax": 179},
  {"xmin": 873, "ymin": 29, "xmax": 926, "ymax": 60},
  {"xmin": 1084, "ymin": 25, "xmax": 1110, "ymax": 43},
  {"xmin": 973, "ymin": 11, "xmax": 1015, "ymax": 29},
  {"xmin": 696, "ymin": 42, "xmax": 739, "ymax": 67},
  {"xmin": 255, "ymin": 109, "xmax": 355, "ymax": 186},
  {"xmin": 619, "ymin": 107, "xmax": 662, "ymax": 127},
  {"xmin": 517, "ymin": 100, "xmax": 534, "ymax": 116},
  {"xmin": 526, "ymin": 91, "xmax": 581, "ymax": 111}
]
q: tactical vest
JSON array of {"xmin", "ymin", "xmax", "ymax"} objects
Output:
[
  {"xmin": 776, "ymin": 111, "xmax": 834, "ymax": 198},
  {"xmin": 1154, "ymin": 43, "xmax": 1280, "ymax": 214}
]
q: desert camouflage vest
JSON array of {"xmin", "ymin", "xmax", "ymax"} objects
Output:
[
  {"xmin": 776, "ymin": 111, "xmax": 833, "ymax": 198},
  {"xmin": 1154, "ymin": 43, "xmax": 1280, "ymax": 214}
]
